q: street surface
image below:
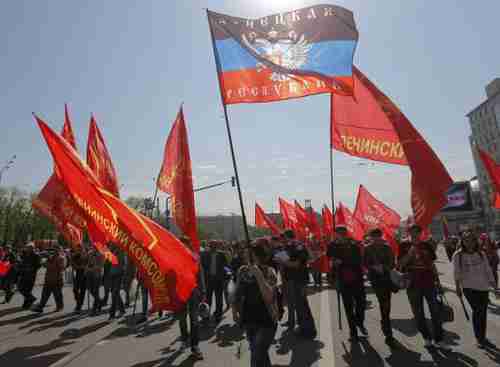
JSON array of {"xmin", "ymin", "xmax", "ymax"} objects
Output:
[{"xmin": 1, "ymin": 247, "xmax": 500, "ymax": 367}]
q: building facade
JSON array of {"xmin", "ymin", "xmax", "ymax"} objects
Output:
[{"xmin": 467, "ymin": 78, "xmax": 500, "ymax": 237}]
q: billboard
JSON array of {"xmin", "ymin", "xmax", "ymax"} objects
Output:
[{"xmin": 441, "ymin": 182, "xmax": 474, "ymax": 212}]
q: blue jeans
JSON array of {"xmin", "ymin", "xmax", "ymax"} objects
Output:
[
  {"xmin": 141, "ymin": 283, "xmax": 149, "ymax": 316},
  {"xmin": 407, "ymin": 287, "xmax": 443, "ymax": 342},
  {"xmin": 245, "ymin": 324, "xmax": 277, "ymax": 367}
]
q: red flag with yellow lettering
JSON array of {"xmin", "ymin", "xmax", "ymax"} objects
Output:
[
  {"xmin": 35, "ymin": 115, "xmax": 197, "ymax": 312},
  {"xmin": 157, "ymin": 107, "xmax": 199, "ymax": 252},
  {"xmin": 87, "ymin": 116, "xmax": 120, "ymax": 198}
]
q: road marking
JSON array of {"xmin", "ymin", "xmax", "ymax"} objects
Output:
[{"xmin": 319, "ymin": 289, "xmax": 335, "ymax": 367}]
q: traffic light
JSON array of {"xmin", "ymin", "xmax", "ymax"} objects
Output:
[{"xmin": 231, "ymin": 176, "xmax": 236, "ymax": 187}]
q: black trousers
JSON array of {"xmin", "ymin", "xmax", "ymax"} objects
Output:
[
  {"xmin": 373, "ymin": 286, "xmax": 393, "ymax": 337},
  {"xmin": 463, "ymin": 288, "xmax": 489, "ymax": 342},
  {"xmin": 109, "ymin": 273, "xmax": 125, "ymax": 317},
  {"xmin": 179, "ymin": 291, "xmax": 201, "ymax": 349},
  {"xmin": 73, "ymin": 270, "xmax": 86, "ymax": 311},
  {"xmin": 19, "ymin": 271, "xmax": 37, "ymax": 303},
  {"xmin": 340, "ymin": 284, "xmax": 366, "ymax": 335},
  {"xmin": 406, "ymin": 287, "xmax": 443, "ymax": 342},
  {"xmin": 293, "ymin": 280, "xmax": 317, "ymax": 336},
  {"xmin": 246, "ymin": 324, "xmax": 277, "ymax": 367},
  {"xmin": 86, "ymin": 273, "xmax": 101, "ymax": 312},
  {"xmin": 206, "ymin": 277, "xmax": 224, "ymax": 318},
  {"xmin": 39, "ymin": 283, "xmax": 64, "ymax": 309}
]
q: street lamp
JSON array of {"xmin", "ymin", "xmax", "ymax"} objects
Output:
[
  {"xmin": 0, "ymin": 155, "xmax": 16, "ymax": 184},
  {"xmin": 164, "ymin": 176, "xmax": 236, "ymax": 230}
]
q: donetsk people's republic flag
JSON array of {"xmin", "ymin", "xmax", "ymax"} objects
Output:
[{"xmin": 207, "ymin": 5, "xmax": 358, "ymax": 104}]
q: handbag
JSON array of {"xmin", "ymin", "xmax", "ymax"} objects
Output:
[{"xmin": 437, "ymin": 293, "xmax": 454, "ymax": 323}]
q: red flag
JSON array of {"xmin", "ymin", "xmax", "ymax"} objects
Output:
[
  {"xmin": 294, "ymin": 201, "xmax": 311, "ymax": 238},
  {"xmin": 34, "ymin": 106, "xmax": 84, "ymax": 248},
  {"xmin": 335, "ymin": 202, "xmax": 364, "ymax": 241},
  {"xmin": 87, "ymin": 116, "xmax": 120, "ymax": 198},
  {"xmin": 35, "ymin": 115, "xmax": 197, "ymax": 312},
  {"xmin": 255, "ymin": 203, "xmax": 281, "ymax": 235},
  {"xmin": 353, "ymin": 185, "xmax": 401, "ymax": 232},
  {"xmin": 62, "ymin": 104, "xmax": 77, "ymax": 149},
  {"xmin": 308, "ymin": 210, "xmax": 322, "ymax": 240},
  {"xmin": 322, "ymin": 205, "xmax": 335, "ymax": 239},
  {"xmin": 157, "ymin": 108, "xmax": 200, "ymax": 252},
  {"xmin": 332, "ymin": 67, "xmax": 452, "ymax": 227},
  {"xmin": 478, "ymin": 148, "xmax": 500, "ymax": 209},
  {"xmin": 279, "ymin": 198, "xmax": 298, "ymax": 230}
]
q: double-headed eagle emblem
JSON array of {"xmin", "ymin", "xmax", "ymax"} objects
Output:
[{"xmin": 242, "ymin": 29, "xmax": 311, "ymax": 82}]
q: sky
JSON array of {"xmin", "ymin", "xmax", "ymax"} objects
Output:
[{"xmin": 1, "ymin": 0, "xmax": 499, "ymax": 223}]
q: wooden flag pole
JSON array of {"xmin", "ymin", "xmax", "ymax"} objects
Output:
[{"xmin": 206, "ymin": 10, "xmax": 250, "ymax": 244}]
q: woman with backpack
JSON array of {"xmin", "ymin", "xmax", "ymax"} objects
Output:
[
  {"xmin": 453, "ymin": 231, "xmax": 496, "ymax": 349},
  {"xmin": 231, "ymin": 244, "xmax": 279, "ymax": 367}
]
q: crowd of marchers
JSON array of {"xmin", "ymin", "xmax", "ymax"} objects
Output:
[{"xmin": 1, "ymin": 224, "xmax": 499, "ymax": 366}]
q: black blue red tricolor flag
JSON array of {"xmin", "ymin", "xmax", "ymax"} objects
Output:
[{"xmin": 207, "ymin": 4, "xmax": 358, "ymax": 104}]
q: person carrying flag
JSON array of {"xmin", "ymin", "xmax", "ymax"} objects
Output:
[
  {"xmin": 328, "ymin": 225, "xmax": 366, "ymax": 342},
  {"xmin": 177, "ymin": 236, "xmax": 206, "ymax": 359},
  {"xmin": 364, "ymin": 228, "xmax": 397, "ymax": 347}
]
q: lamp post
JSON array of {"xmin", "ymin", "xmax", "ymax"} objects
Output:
[
  {"xmin": 0, "ymin": 155, "xmax": 16, "ymax": 185},
  {"xmin": 164, "ymin": 176, "xmax": 236, "ymax": 230}
]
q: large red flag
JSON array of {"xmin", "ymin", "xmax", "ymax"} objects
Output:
[
  {"xmin": 353, "ymin": 185, "xmax": 401, "ymax": 232},
  {"xmin": 335, "ymin": 202, "xmax": 364, "ymax": 241},
  {"xmin": 35, "ymin": 116, "xmax": 197, "ymax": 312},
  {"xmin": 87, "ymin": 116, "xmax": 120, "ymax": 198},
  {"xmin": 34, "ymin": 106, "xmax": 84, "ymax": 248},
  {"xmin": 478, "ymin": 148, "xmax": 500, "ymax": 208},
  {"xmin": 157, "ymin": 108, "xmax": 199, "ymax": 252},
  {"xmin": 332, "ymin": 67, "xmax": 452, "ymax": 227},
  {"xmin": 255, "ymin": 203, "xmax": 281, "ymax": 235},
  {"xmin": 322, "ymin": 205, "xmax": 335, "ymax": 239}
]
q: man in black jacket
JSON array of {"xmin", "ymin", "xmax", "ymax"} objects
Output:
[
  {"xmin": 201, "ymin": 240, "xmax": 228, "ymax": 323},
  {"xmin": 18, "ymin": 243, "xmax": 41, "ymax": 309},
  {"xmin": 328, "ymin": 225, "xmax": 366, "ymax": 342}
]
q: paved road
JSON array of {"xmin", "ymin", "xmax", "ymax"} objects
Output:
[{"xmin": 1, "ymin": 248, "xmax": 500, "ymax": 367}]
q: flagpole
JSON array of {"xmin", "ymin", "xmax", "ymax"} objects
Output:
[
  {"xmin": 206, "ymin": 10, "xmax": 251, "ymax": 244},
  {"xmin": 330, "ymin": 94, "xmax": 342, "ymax": 330}
]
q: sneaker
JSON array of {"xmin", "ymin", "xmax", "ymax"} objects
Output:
[
  {"xmin": 136, "ymin": 315, "xmax": 148, "ymax": 325},
  {"xmin": 435, "ymin": 341, "xmax": 452, "ymax": 351},
  {"xmin": 32, "ymin": 307, "xmax": 43, "ymax": 313},
  {"xmin": 180, "ymin": 341, "xmax": 189, "ymax": 350},
  {"xmin": 424, "ymin": 339, "xmax": 434, "ymax": 348},
  {"xmin": 477, "ymin": 342, "xmax": 486, "ymax": 349},
  {"xmin": 191, "ymin": 347, "xmax": 204, "ymax": 360}
]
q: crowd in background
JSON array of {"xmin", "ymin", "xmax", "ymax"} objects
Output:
[{"xmin": 1, "ymin": 224, "xmax": 500, "ymax": 365}]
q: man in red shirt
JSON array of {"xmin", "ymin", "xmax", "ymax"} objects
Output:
[{"xmin": 399, "ymin": 225, "xmax": 451, "ymax": 350}]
